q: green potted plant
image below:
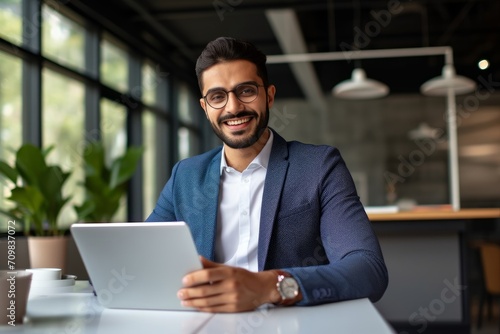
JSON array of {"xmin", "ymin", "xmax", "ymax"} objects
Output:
[
  {"xmin": 74, "ymin": 141, "xmax": 143, "ymax": 222},
  {"xmin": 0, "ymin": 144, "xmax": 72, "ymax": 270}
]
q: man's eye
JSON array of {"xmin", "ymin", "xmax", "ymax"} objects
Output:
[
  {"xmin": 238, "ymin": 86, "xmax": 257, "ymax": 96},
  {"xmin": 208, "ymin": 92, "xmax": 226, "ymax": 101}
]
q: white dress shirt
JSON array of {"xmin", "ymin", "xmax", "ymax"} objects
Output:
[{"xmin": 215, "ymin": 130, "xmax": 274, "ymax": 272}]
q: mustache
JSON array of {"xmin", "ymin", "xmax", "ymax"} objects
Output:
[{"xmin": 218, "ymin": 111, "xmax": 258, "ymax": 124}]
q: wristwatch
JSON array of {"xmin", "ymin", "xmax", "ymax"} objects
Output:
[{"xmin": 276, "ymin": 271, "xmax": 299, "ymax": 304}]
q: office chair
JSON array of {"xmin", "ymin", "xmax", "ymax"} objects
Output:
[{"xmin": 477, "ymin": 242, "xmax": 500, "ymax": 331}]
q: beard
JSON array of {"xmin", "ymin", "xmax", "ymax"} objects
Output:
[{"xmin": 210, "ymin": 105, "xmax": 270, "ymax": 149}]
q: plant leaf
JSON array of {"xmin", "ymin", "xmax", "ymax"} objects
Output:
[
  {"xmin": 0, "ymin": 160, "xmax": 18, "ymax": 184},
  {"xmin": 15, "ymin": 144, "xmax": 47, "ymax": 186},
  {"xmin": 74, "ymin": 200, "xmax": 96, "ymax": 222},
  {"xmin": 9, "ymin": 187, "xmax": 44, "ymax": 213},
  {"xmin": 82, "ymin": 141, "xmax": 105, "ymax": 177},
  {"xmin": 0, "ymin": 207, "xmax": 21, "ymax": 221},
  {"xmin": 41, "ymin": 145, "xmax": 55, "ymax": 158},
  {"xmin": 109, "ymin": 146, "xmax": 143, "ymax": 189},
  {"xmin": 9, "ymin": 186, "xmax": 46, "ymax": 233},
  {"xmin": 39, "ymin": 166, "xmax": 71, "ymax": 229}
]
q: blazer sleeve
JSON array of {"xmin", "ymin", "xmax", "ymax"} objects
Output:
[
  {"xmin": 283, "ymin": 147, "xmax": 388, "ymax": 305},
  {"xmin": 144, "ymin": 162, "xmax": 180, "ymax": 222}
]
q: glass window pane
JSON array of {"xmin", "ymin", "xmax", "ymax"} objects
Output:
[
  {"xmin": 0, "ymin": 51, "xmax": 22, "ymax": 231},
  {"xmin": 42, "ymin": 5, "xmax": 85, "ymax": 72},
  {"xmin": 42, "ymin": 69, "xmax": 85, "ymax": 230},
  {"xmin": 142, "ymin": 110, "xmax": 157, "ymax": 218},
  {"xmin": 101, "ymin": 99, "xmax": 127, "ymax": 164},
  {"xmin": 178, "ymin": 83, "xmax": 192, "ymax": 124},
  {"xmin": 178, "ymin": 127, "xmax": 200, "ymax": 160},
  {"xmin": 100, "ymin": 98, "xmax": 127, "ymax": 221},
  {"xmin": 142, "ymin": 63, "xmax": 157, "ymax": 107},
  {"xmin": 101, "ymin": 39, "xmax": 128, "ymax": 93},
  {"xmin": 0, "ymin": 0, "xmax": 22, "ymax": 45}
]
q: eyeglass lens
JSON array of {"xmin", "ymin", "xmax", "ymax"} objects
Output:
[{"xmin": 205, "ymin": 84, "xmax": 260, "ymax": 109}]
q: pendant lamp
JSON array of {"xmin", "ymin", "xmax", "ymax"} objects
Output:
[
  {"xmin": 332, "ymin": 68, "xmax": 389, "ymax": 99},
  {"xmin": 420, "ymin": 64, "xmax": 476, "ymax": 96}
]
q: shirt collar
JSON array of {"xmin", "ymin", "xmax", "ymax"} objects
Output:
[{"xmin": 220, "ymin": 129, "xmax": 274, "ymax": 175}]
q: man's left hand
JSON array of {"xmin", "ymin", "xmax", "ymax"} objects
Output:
[{"xmin": 177, "ymin": 257, "xmax": 280, "ymax": 313}]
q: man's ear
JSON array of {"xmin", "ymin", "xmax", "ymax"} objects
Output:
[
  {"xmin": 200, "ymin": 98, "xmax": 209, "ymax": 119},
  {"xmin": 267, "ymin": 85, "xmax": 276, "ymax": 109}
]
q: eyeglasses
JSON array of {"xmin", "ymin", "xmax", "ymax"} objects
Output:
[{"xmin": 203, "ymin": 83, "xmax": 265, "ymax": 109}]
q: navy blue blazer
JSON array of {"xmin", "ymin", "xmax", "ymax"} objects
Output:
[{"xmin": 146, "ymin": 129, "xmax": 388, "ymax": 305}]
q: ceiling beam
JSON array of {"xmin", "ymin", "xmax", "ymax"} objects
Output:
[
  {"xmin": 121, "ymin": 0, "xmax": 197, "ymax": 61},
  {"xmin": 265, "ymin": 9, "xmax": 328, "ymax": 115}
]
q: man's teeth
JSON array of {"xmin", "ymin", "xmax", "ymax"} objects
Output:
[{"xmin": 226, "ymin": 118, "xmax": 250, "ymax": 126}]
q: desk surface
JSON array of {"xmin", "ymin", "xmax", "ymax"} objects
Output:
[
  {"xmin": 368, "ymin": 208, "xmax": 500, "ymax": 221},
  {"xmin": 1, "ymin": 281, "xmax": 395, "ymax": 334}
]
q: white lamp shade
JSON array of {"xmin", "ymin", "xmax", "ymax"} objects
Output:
[
  {"xmin": 333, "ymin": 68, "xmax": 389, "ymax": 99},
  {"xmin": 420, "ymin": 64, "xmax": 476, "ymax": 96}
]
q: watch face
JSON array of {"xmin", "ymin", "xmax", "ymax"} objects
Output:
[{"xmin": 280, "ymin": 277, "xmax": 299, "ymax": 299}]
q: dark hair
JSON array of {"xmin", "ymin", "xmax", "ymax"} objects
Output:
[{"xmin": 195, "ymin": 37, "xmax": 269, "ymax": 93}]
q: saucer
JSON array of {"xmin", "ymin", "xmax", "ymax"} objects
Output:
[{"xmin": 30, "ymin": 275, "xmax": 77, "ymax": 288}]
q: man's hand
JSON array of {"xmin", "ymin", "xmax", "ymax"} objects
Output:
[{"xmin": 177, "ymin": 257, "xmax": 280, "ymax": 313}]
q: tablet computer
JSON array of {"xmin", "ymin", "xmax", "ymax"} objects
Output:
[{"xmin": 71, "ymin": 222, "xmax": 202, "ymax": 311}]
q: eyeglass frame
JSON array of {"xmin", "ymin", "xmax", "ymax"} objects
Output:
[{"xmin": 202, "ymin": 81, "xmax": 266, "ymax": 109}]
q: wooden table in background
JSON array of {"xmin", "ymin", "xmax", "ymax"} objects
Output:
[{"xmin": 369, "ymin": 208, "xmax": 499, "ymax": 334}]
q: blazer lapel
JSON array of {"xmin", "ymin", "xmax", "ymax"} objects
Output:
[
  {"xmin": 258, "ymin": 130, "xmax": 289, "ymax": 270},
  {"xmin": 198, "ymin": 152, "xmax": 222, "ymax": 261}
]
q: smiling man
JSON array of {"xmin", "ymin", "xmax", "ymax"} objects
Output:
[{"xmin": 146, "ymin": 37, "xmax": 388, "ymax": 313}]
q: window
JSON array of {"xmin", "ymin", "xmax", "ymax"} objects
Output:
[
  {"xmin": 101, "ymin": 39, "xmax": 128, "ymax": 93},
  {"xmin": 178, "ymin": 83, "xmax": 195, "ymax": 124},
  {"xmin": 142, "ymin": 62, "xmax": 158, "ymax": 107},
  {"xmin": 0, "ymin": 52, "xmax": 22, "ymax": 160},
  {"xmin": 101, "ymin": 98, "xmax": 127, "ymax": 221},
  {"xmin": 142, "ymin": 110, "xmax": 158, "ymax": 218},
  {"xmin": 0, "ymin": 0, "xmax": 22, "ymax": 46},
  {"xmin": 177, "ymin": 83, "xmax": 201, "ymax": 159},
  {"xmin": 42, "ymin": 5, "xmax": 85, "ymax": 72},
  {"xmin": 0, "ymin": 51, "xmax": 22, "ymax": 230},
  {"xmin": 178, "ymin": 127, "xmax": 200, "ymax": 161},
  {"xmin": 42, "ymin": 68, "xmax": 85, "ymax": 228},
  {"xmin": 0, "ymin": 1, "xmax": 212, "ymax": 232}
]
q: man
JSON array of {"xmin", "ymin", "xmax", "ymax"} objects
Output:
[{"xmin": 146, "ymin": 37, "xmax": 388, "ymax": 313}]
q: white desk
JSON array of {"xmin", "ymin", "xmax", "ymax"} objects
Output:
[
  {"xmin": 1, "ymin": 281, "xmax": 394, "ymax": 333},
  {"xmin": 202, "ymin": 299, "xmax": 395, "ymax": 334}
]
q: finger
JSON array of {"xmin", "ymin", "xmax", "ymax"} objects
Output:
[
  {"xmin": 178, "ymin": 282, "xmax": 233, "ymax": 309},
  {"xmin": 200, "ymin": 256, "xmax": 220, "ymax": 268},
  {"xmin": 183, "ymin": 265, "xmax": 235, "ymax": 287},
  {"xmin": 181, "ymin": 290, "xmax": 237, "ymax": 310},
  {"xmin": 178, "ymin": 280, "xmax": 224, "ymax": 300},
  {"xmin": 182, "ymin": 269, "xmax": 218, "ymax": 287}
]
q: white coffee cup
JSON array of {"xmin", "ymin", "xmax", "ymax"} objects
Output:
[{"xmin": 26, "ymin": 268, "xmax": 62, "ymax": 281}]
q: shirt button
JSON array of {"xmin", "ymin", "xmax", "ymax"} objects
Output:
[
  {"xmin": 242, "ymin": 211, "xmax": 248, "ymax": 216},
  {"xmin": 244, "ymin": 178, "xmax": 249, "ymax": 183}
]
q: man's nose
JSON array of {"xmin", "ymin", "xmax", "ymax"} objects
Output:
[{"xmin": 224, "ymin": 91, "xmax": 244, "ymax": 112}]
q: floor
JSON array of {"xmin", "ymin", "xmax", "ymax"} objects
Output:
[{"xmin": 472, "ymin": 324, "xmax": 499, "ymax": 334}]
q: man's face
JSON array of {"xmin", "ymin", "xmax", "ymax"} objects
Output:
[{"xmin": 199, "ymin": 60, "xmax": 276, "ymax": 149}]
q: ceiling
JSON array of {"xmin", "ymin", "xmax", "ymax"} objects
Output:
[
  {"xmin": 68, "ymin": 0, "xmax": 500, "ymax": 100},
  {"xmin": 64, "ymin": 0, "xmax": 499, "ymax": 205}
]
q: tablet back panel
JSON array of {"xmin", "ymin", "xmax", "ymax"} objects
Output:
[{"xmin": 71, "ymin": 222, "xmax": 202, "ymax": 311}]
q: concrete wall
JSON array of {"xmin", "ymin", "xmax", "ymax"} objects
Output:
[{"xmin": 272, "ymin": 92, "xmax": 500, "ymax": 208}]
